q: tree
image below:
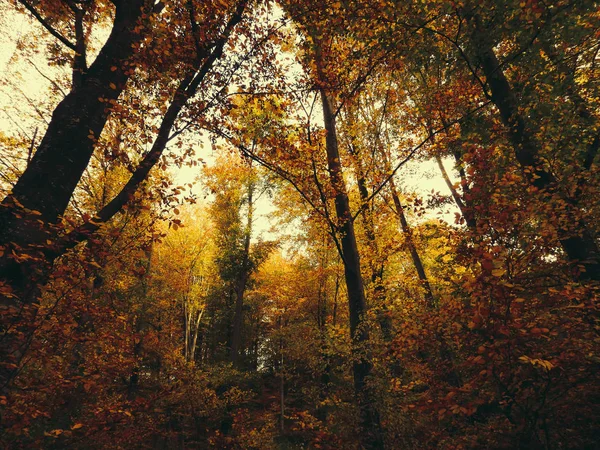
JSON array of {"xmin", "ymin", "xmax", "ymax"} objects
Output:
[
  {"xmin": 461, "ymin": 3, "xmax": 600, "ymax": 281},
  {"xmin": 253, "ymin": 1, "xmax": 386, "ymax": 445},
  {"xmin": 203, "ymin": 154, "xmax": 274, "ymax": 367},
  {"xmin": 152, "ymin": 206, "xmax": 214, "ymax": 363},
  {"xmin": 0, "ymin": 0, "xmax": 252, "ymax": 391}
]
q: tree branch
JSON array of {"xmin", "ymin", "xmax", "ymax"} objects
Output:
[
  {"xmin": 17, "ymin": 0, "xmax": 77, "ymax": 51},
  {"xmin": 351, "ymin": 100, "xmax": 492, "ymax": 221},
  {"xmin": 55, "ymin": 0, "xmax": 249, "ymax": 252}
]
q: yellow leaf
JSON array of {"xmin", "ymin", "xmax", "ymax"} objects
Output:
[
  {"xmin": 71, "ymin": 423, "xmax": 83, "ymax": 430},
  {"xmin": 109, "ymin": 83, "xmax": 117, "ymax": 89}
]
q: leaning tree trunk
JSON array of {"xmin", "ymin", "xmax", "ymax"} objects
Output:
[
  {"xmin": 388, "ymin": 175, "xmax": 435, "ymax": 308},
  {"xmin": 190, "ymin": 309, "xmax": 204, "ymax": 362},
  {"xmin": 466, "ymin": 14, "xmax": 600, "ymax": 281},
  {"xmin": 1, "ymin": 0, "xmax": 151, "ymax": 234},
  {"xmin": 386, "ymin": 153, "xmax": 461, "ymax": 384},
  {"xmin": 381, "ymin": 147, "xmax": 435, "ymax": 307},
  {"xmin": 435, "ymin": 154, "xmax": 477, "ymax": 230},
  {"xmin": 430, "ymin": 117, "xmax": 476, "ymax": 229}
]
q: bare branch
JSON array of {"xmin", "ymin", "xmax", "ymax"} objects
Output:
[{"xmin": 27, "ymin": 58, "xmax": 68, "ymax": 97}]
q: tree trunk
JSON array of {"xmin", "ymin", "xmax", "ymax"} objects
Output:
[
  {"xmin": 381, "ymin": 149, "xmax": 434, "ymax": 304},
  {"xmin": 190, "ymin": 309, "xmax": 203, "ymax": 362},
  {"xmin": 0, "ymin": 1, "xmax": 153, "ymax": 393},
  {"xmin": 230, "ymin": 177, "xmax": 254, "ymax": 366},
  {"xmin": 348, "ymin": 143, "xmax": 392, "ymax": 340},
  {"xmin": 279, "ymin": 316, "xmax": 285, "ymax": 433},
  {"xmin": 0, "ymin": 0, "xmax": 248, "ymax": 392},
  {"xmin": 184, "ymin": 301, "xmax": 190, "ymax": 361},
  {"xmin": 320, "ymin": 88, "xmax": 385, "ymax": 449},
  {"xmin": 388, "ymin": 175, "xmax": 435, "ymax": 308},
  {"xmin": 1, "ymin": 0, "xmax": 150, "ymax": 227}
]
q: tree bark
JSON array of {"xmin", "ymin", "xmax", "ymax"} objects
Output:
[
  {"xmin": 185, "ymin": 301, "xmax": 190, "ymax": 361},
  {"xmin": 320, "ymin": 88, "xmax": 385, "ymax": 449},
  {"xmin": 0, "ymin": 0, "xmax": 153, "ymax": 394},
  {"xmin": 2, "ymin": 1, "xmax": 151, "ymax": 227},
  {"xmin": 279, "ymin": 316, "xmax": 285, "ymax": 433},
  {"xmin": 190, "ymin": 309, "xmax": 203, "ymax": 362}
]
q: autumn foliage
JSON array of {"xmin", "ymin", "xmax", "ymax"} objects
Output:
[{"xmin": 0, "ymin": 0, "xmax": 599, "ymax": 448}]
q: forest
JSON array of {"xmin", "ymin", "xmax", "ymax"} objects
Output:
[{"xmin": 0, "ymin": 0, "xmax": 599, "ymax": 448}]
